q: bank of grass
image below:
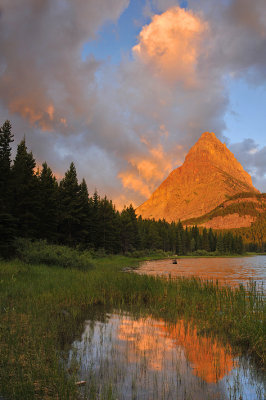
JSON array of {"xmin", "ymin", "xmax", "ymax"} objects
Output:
[{"xmin": 0, "ymin": 254, "xmax": 265, "ymax": 399}]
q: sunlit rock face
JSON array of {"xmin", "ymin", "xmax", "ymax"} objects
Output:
[{"xmin": 136, "ymin": 132, "xmax": 259, "ymax": 222}]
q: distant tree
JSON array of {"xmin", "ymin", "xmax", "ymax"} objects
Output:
[
  {"xmin": 169, "ymin": 222, "xmax": 177, "ymax": 253},
  {"xmin": 208, "ymin": 228, "xmax": 216, "ymax": 252},
  {"xmin": 176, "ymin": 221, "xmax": 185, "ymax": 255},
  {"xmin": 183, "ymin": 226, "xmax": 191, "ymax": 254},
  {"xmin": 235, "ymin": 235, "xmax": 244, "ymax": 254},
  {"xmin": 191, "ymin": 226, "xmax": 200, "ymax": 250},
  {"xmin": 216, "ymin": 234, "xmax": 224, "ymax": 254},
  {"xmin": 190, "ymin": 237, "xmax": 196, "ymax": 252},
  {"xmin": 202, "ymin": 228, "xmax": 210, "ymax": 251}
]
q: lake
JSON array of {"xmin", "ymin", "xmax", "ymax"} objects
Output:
[
  {"xmin": 68, "ymin": 312, "xmax": 265, "ymax": 400},
  {"xmin": 68, "ymin": 256, "xmax": 265, "ymax": 399},
  {"xmin": 135, "ymin": 256, "xmax": 266, "ymax": 288}
]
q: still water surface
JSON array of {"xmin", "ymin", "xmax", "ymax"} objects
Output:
[
  {"xmin": 136, "ymin": 256, "xmax": 266, "ymax": 287},
  {"xmin": 69, "ymin": 257, "xmax": 265, "ymax": 399},
  {"xmin": 69, "ymin": 312, "xmax": 265, "ymax": 400}
]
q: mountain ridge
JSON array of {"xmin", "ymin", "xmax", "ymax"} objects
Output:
[{"xmin": 136, "ymin": 132, "xmax": 259, "ymax": 225}]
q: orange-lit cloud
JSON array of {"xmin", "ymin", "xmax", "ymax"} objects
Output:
[
  {"xmin": 133, "ymin": 6, "xmax": 208, "ymax": 86},
  {"xmin": 9, "ymin": 99, "xmax": 56, "ymax": 131},
  {"xmin": 118, "ymin": 171, "xmax": 152, "ymax": 198},
  {"xmin": 9, "ymin": 99, "xmax": 43, "ymax": 126},
  {"xmin": 60, "ymin": 118, "xmax": 68, "ymax": 127},
  {"xmin": 47, "ymin": 104, "xmax": 54, "ymax": 121},
  {"xmin": 129, "ymin": 145, "xmax": 173, "ymax": 182},
  {"xmin": 112, "ymin": 194, "xmax": 137, "ymax": 211},
  {"xmin": 119, "ymin": 140, "xmax": 182, "ymax": 199},
  {"xmin": 1, "ymin": 0, "xmax": 266, "ymax": 207},
  {"xmin": 8, "ymin": 98, "xmax": 69, "ymax": 132}
]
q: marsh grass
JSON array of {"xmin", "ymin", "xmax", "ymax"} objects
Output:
[{"xmin": 0, "ymin": 255, "xmax": 265, "ymax": 399}]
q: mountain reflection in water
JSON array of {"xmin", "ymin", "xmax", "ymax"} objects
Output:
[
  {"xmin": 69, "ymin": 313, "xmax": 264, "ymax": 400},
  {"xmin": 117, "ymin": 317, "xmax": 234, "ymax": 383}
]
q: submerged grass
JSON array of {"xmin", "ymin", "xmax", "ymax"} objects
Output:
[{"xmin": 0, "ymin": 255, "xmax": 265, "ymax": 399}]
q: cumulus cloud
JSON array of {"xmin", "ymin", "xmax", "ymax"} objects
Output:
[
  {"xmin": 188, "ymin": 0, "xmax": 266, "ymax": 81},
  {"xmin": 0, "ymin": 0, "xmax": 129, "ymax": 133},
  {"xmin": 133, "ymin": 7, "xmax": 208, "ymax": 86},
  {"xmin": 230, "ymin": 139, "xmax": 266, "ymax": 191},
  {"xmin": 0, "ymin": 0, "xmax": 266, "ymax": 210},
  {"xmin": 0, "ymin": 0, "xmax": 131, "ymax": 203},
  {"xmin": 115, "ymin": 0, "xmax": 266, "ymax": 199}
]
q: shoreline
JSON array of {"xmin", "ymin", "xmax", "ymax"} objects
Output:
[{"xmin": 0, "ymin": 256, "xmax": 265, "ymax": 399}]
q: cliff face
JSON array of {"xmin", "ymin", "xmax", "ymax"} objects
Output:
[{"xmin": 136, "ymin": 132, "xmax": 259, "ymax": 222}]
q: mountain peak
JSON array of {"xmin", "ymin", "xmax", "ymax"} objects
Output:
[
  {"xmin": 136, "ymin": 131, "xmax": 259, "ymax": 222},
  {"xmin": 183, "ymin": 131, "xmax": 254, "ymax": 188},
  {"xmin": 200, "ymin": 131, "xmax": 217, "ymax": 140}
]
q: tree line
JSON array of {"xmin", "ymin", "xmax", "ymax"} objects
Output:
[{"xmin": 0, "ymin": 121, "xmax": 245, "ymax": 257}]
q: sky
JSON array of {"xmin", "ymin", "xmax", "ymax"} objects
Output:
[{"xmin": 0, "ymin": 0, "xmax": 265, "ymax": 209}]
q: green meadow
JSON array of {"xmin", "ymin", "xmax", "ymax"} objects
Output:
[{"xmin": 0, "ymin": 253, "xmax": 265, "ymax": 399}]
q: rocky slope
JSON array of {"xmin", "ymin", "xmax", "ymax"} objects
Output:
[
  {"xmin": 183, "ymin": 193, "xmax": 266, "ymax": 229},
  {"xmin": 136, "ymin": 132, "xmax": 260, "ymax": 224}
]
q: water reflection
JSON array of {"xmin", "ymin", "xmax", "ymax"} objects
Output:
[
  {"xmin": 68, "ymin": 313, "xmax": 265, "ymax": 400},
  {"xmin": 136, "ymin": 256, "xmax": 266, "ymax": 287},
  {"xmin": 118, "ymin": 317, "xmax": 234, "ymax": 383}
]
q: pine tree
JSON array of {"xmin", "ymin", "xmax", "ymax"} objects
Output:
[
  {"xmin": 191, "ymin": 226, "xmax": 200, "ymax": 250},
  {"xmin": 235, "ymin": 235, "xmax": 244, "ymax": 254},
  {"xmin": 76, "ymin": 178, "xmax": 90, "ymax": 246},
  {"xmin": 0, "ymin": 120, "xmax": 14, "ymax": 201},
  {"xmin": 0, "ymin": 120, "xmax": 15, "ymax": 256},
  {"xmin": 216, "ymin": 234, "xmax": 224, "ymax": 254},
  {"xmin": 176, "ymin": 221, "xmax": 185, "ymax": 255},
  {"xmin": 202, "ymin": 228, "xmax": 210, "ymax": 251},
  {"xmin": 183, "ymin": 227, "xmax": 191, "ymax": 254},
  {"xmin": 11, "ymin": 139, "xmax": 39, "ymax": 238},
  {"xmin": 190, "ymin": 237, "xmax": 196, "ymax": 252},
  {"xmin": 38, "ymin": 162, "xmax": 59, "ymax": 241},
  {"xmin": 208, "ymin": 228, "xmax": 216, "ymax": 252},
  {"xmin": 98, "ymin": 197, "xmax": 120, "ymax": 253},
  {"xmin": 88, "ymin": 190, "xmax": 100, "ymax": 249},
  {"xmin": 120, "ymin": 205, "xmax": 140, "ymax": 253},
  {"xmin": 58, "ymin": 162, "xmax": 83, "ymax": 245},
  {"xmin": 146, "ymin": 223, "xmax": 161, "ymax": 250}
]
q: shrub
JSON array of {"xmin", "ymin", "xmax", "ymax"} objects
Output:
[
  {"xmin": 15, "ymin": 238, "xmax": 94, "ymax": 270},
  {"xmin": 192, "ymin": 249, "xmax": 210, "ymax": 256}
]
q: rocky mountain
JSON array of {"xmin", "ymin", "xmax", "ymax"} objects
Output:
[{"xmin": 136, "ymin": 132, "xmax": 260, "ymax": 227}]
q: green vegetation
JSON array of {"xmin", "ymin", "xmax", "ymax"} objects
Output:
[
  {"xmin": 0, "ymin": 120, "xmax": 247, "ymax": 259},
  {"xmin": 0, "ymin": 256, "xmax": 265, "ymax": 399},
  {"xmin": 184, "ymin": 192, "xmax": 266, "ymax": 226},
  {"xmin": 231, "ymin": 213, "xmax": 266, "ymax": 252},
  {"xmin": 183, "ymin": 191, "xmax": 266, "ymax": 252},
  {"xmin": 0, "ymin": 120, "xmax": 265, "ymax": 399},
  {"xmin": 15, "ymin": 238, "xmax": 94, "ymax": 271}
]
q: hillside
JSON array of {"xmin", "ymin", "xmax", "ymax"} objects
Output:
[{"xmin": 183, "ymin": 192, "xmax": 266, "ymax": 230}]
